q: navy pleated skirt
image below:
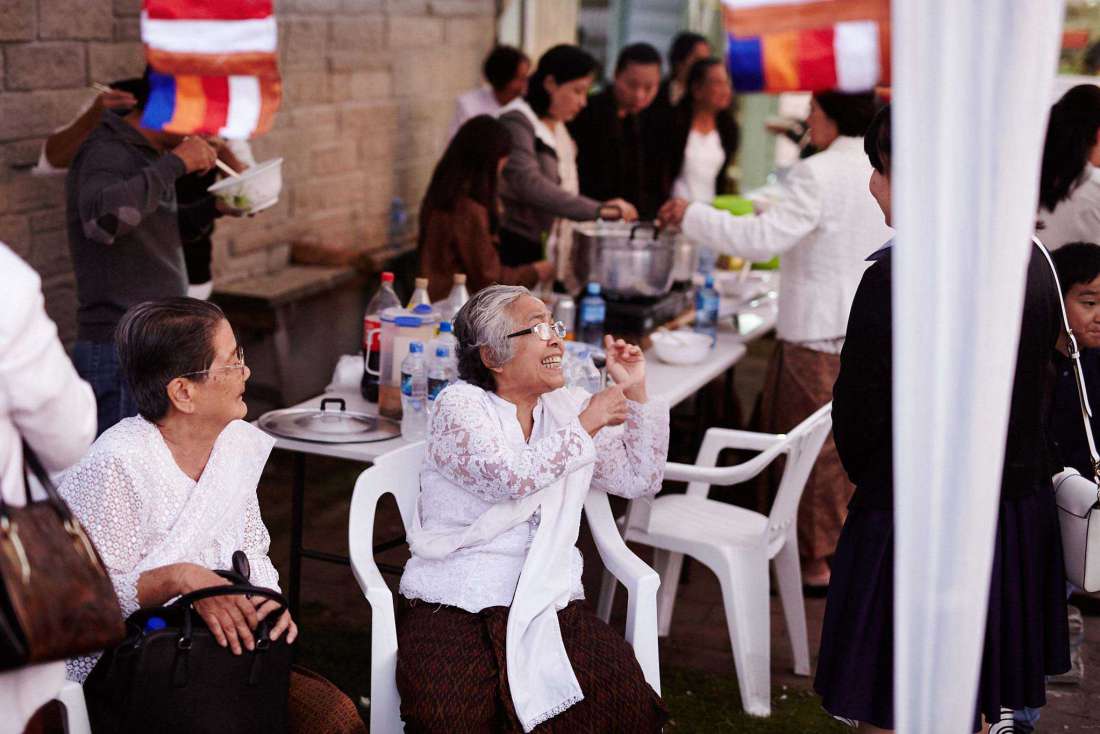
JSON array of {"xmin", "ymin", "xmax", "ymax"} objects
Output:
[{"xmin": 814, "ymin": 489, "xmax": 1070, "ymax": 730}]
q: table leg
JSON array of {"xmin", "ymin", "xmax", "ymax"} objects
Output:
[{"xmin": 289, "ymin": 453, "xmax": 305, "ymax": 619}]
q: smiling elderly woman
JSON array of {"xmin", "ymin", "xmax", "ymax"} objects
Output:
[{"xmin": 396, "ymin": 285, "xmax": 671, "ymax": 733}]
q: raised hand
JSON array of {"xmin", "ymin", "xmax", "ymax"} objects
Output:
[{"xmin": 604, "ymin": 335, "xmax": 647, "ymax": 402}]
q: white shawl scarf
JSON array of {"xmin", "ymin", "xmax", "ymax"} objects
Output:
[
  {"xmin": 131, "ymin": 419, "xmax": 275, "ymax": 575},
  {"xmin": 406, "ymin": 388, "xmax": 593, "ymax": 732}
]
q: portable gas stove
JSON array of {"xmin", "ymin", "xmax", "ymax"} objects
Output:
[{"xmin": 602, "ymin": 286, "xmax": 692, "ymax": 343}]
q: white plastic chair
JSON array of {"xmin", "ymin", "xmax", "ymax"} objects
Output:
[
  {"xmin": 598, "ymin": 403, "xmax": 833, "ymax": 717},
  {"xmin": 56, "ymin": 679, "xmax": 92, "ymax": 734},
  {"xmin": 348, "ymin": 441, "xmax": 662, "ymax": 734}
]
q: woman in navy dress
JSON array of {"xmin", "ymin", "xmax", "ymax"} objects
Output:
[{"xmin": 814, "ymin": 105, "xmax": 1070, "ymax": 731}]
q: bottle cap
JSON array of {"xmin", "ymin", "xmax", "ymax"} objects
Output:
[
  {"xmin": 454, "ymin": 274, "xmax": 467, "ymax": 284},
  {"xmin": 412, "ymin": 304, "xmax": 433, "ymax": 314},
  {"xmin": 409, "ymin": 342, "xmax": 423, "ymax": 353},
  {"xmin": 415, "ymin": 277, "xmax": 429, "ymax": 288},
  {"xmin": 381, "ymin": 271, "xmax": 394, "ymax": 283},
  {"xmin": 436, "ymin": 347, "xmax": 448, "ymax": 358},
  {"xmin": 438, "ymin": 321, "xmax": 452, "ymax": 333},
  {"xmin": 587, "ymin": 282, "xmax": 601, "ymax": 294},
  {"xmin": 144, "ymin": 616, "xmax": 167, "ymax": 632}
]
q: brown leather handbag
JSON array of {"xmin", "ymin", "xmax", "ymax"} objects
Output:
[{"xmin": 0, "ymin": 442, "xmax": 125, "ymax": 670}]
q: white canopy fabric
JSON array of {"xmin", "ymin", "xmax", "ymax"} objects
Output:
[{"xmin": 892, "ymin": 1, "xmax": 1066, "ymax": 731}]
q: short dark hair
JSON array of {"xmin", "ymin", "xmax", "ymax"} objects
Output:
[
  {"xmin": 483, "ymin": 45, "xmax": 528, "ymax": 91},
  {"xmin": 864, "ymin": 103, "xmax": 892, "ymax": 175},
  {"xmin": 668, "ymin": 32, "xmax": 709, "ymax": 71},
  {"xmin": 1052, "ymin": 242, "xmax": 1100, "ymax": 295},
  {"xmin": 525, "ymin": 44, "xmax": 597, "ymax": 117},
  {"xmin": 813, "ymin": 90, "xmax": 878, "ymax": 137},
  {"xmin": 115, "ymin": 298, "xmax": 227, "ymax": 421},
  {"xmin": 111, "ymin": 68, "xmax": 151, "ymax": 111},
  {"xmin": 615, "ymin": 42, "xmax": 661, "ymax": 76}
]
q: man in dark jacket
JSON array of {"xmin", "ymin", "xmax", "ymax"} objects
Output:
[
  {"xmin": 66, "ymin": 75, "xmax": 218, "ymax": 435},
  {"xmin": 568, "ymin": 43, "xmax": 662, "ymax": 218}
]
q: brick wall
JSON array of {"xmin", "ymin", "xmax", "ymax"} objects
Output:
[{"xmin": 0, "ymin": 0, "xmax": 496, "ymax": 342}]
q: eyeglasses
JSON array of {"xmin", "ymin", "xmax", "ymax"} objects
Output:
[
  {"xmin": 178, "ymin": 346, "xmax": 246, "ymax": 379},
  {"xmin": 506, "ymin": 321, "xmax": 567, "ymax": 341}
]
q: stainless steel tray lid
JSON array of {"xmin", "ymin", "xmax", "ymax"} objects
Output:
[
  {"xmin": 572, "ymin": 220, "xmax": 678, "ymax": 245},
  {"xmin": 258, "ymin": 397, "xmax": 401, "ymax": 443}
]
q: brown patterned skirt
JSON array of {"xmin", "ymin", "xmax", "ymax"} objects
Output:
[
  {"xmin": 758, "ymin": 340, "xmax": 854, "ymax": 564},
  {"xmin": 395, "ymin": 599, "xmax": 668, "ymax": 733}
]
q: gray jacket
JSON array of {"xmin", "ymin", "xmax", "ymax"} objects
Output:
[
  {"xmin": 498, "ymin": 109, "xmax": 600, "ymax": 245},
  {"xmin": 66, "ymin": 114, "xmax": 188, "ymax": 341}
]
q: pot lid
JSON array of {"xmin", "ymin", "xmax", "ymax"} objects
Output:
[{"xmin": 258, "ymin": 397, "xmax": 401, "ymax": 443}]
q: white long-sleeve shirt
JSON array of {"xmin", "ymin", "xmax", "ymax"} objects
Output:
[
  {"xmin": 399, "ymin": 383, "xmax": 669, "ymax": 612},
  {"xmin": 0, "ymin": 243, "xmax": 96, "ymax": 734},
  {"xmin": 1037, "ymin": 165, "xmax": 1100, "ymax": 250},
  {"xmin": 682, "ymin": 136, "xmax": 893, "ymax": 346}
]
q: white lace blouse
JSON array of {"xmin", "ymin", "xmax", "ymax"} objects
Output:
[
  {"xmin": 399, "ymin": 383, "xmax": 670, "ymax": 612},
  {"xmin": 58, "ymin": 417, "xmax": 279, "ymax": 682}
]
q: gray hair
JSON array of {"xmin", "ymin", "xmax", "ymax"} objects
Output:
[{"xmin": 453, "ymin": 284, "xmax": 530, "ymax": 390}]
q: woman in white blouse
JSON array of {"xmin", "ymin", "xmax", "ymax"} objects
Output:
[
  {"xmin": 396, "ymin": 285, "xmax": 670, "ymax": 732},
  {"xmin": 1037, "ymin": 84, "xmax": 1100, "ymax": 249},
  {"xmin": 664, "ymin": 57, "xmax": 740, "ymax": 205},
  {"xmin": 59, "ymin": 298, "xmax": 296, "ymax": 684},
  {"xmin": 659, "ymin": 91, "xmax": 892, "ymax": 594}
]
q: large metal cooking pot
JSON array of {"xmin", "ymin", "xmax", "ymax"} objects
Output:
[{"xmin": 571, "ymin": 221, "xmax": 686, "ymax": 299}]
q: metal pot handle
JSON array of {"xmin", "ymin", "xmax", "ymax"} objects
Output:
[
  {"xmin": 320, "ymin": 397, "xmax": 346, "ymax": 412},
  {"xmin": 629, "ymin": 223, "xmax": 659, "ymax": 241}
]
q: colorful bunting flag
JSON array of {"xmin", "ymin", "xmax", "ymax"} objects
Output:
[
  {"xmin": 140, "ymin": 0, "xmax": 280, "ymax": 139},
  {"xmin": 722, "ymin": 0, "xmax": 890, "ymax": 94}
]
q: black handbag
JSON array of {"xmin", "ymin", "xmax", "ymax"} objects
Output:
[{"xmin": 84, "ymin": 554, "xmax": 294, "ymax": 734}]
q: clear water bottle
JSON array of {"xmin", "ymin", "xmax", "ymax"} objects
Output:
[
  {"xmin": 552, "ymin": 293, "xmax": 576, "ymax": 341},
  {"xmin": 400, "ymin": 342, "xmax": 428, "ymax": 440},
  {"xmin": 437, "ymin": 273, "xmax": 470, "ymax": 323},
  {"xmin": 694, "ymin": 273, "xmax": 720, "ymax": 346},
  {"xmin": 362, "ymin": 271, "xmax": 401, "ymax": 403},
  {"xmin": 577, "ymin": 282, "xmax": 606, "ymax": 346},
  {"xmin": 427, "ymin": 346, "xmax": 456, "ymax": 413},
  {"xmin": 430, "ymin": 321, "xmax": 458, "ymax": 364},
  {"xmin": 576, "ymin": 349, "xmax": 603, "ymax": 394},
  {"xmin": 388, "ymin": 197, "xmax": 408, "ymax": 248},
  {"xmin": 407, "ymin": 277, "xmax": 431, "ymax": 309}
]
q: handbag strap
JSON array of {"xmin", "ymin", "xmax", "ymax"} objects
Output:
[
  {"xmin": 0, "ymin": 441, "xmax": 74, "ymax": 521},
  {"xmin": 1033, "ymin": 236, "xmax": 1100, "ymax": 484}
]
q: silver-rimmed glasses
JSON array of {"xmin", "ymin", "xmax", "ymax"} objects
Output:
[{"xmin": 506, "ymin": 321, "xmax": 567, "ymax": 341}]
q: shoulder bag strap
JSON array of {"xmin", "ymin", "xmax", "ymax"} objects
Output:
[{"xmin": 1033, "ymin": 236, "xmax": 1100, "ymax": 486}]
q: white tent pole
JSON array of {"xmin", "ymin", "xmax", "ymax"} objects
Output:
[{"xmin": 892, "ymin": 1, "xmax": 1066, "ymax": 732}]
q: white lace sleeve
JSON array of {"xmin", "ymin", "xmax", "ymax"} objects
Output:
[
  {"xmin": 428, "ymin": 385, "xmax": 597, "ymax": 501},
  {"xmin": 591, "ymin": 398, "xmax": 670, "ymax": 499},
  {"xmin": 59, "ymin": 453, "xmax": 144, "ymax": 617},
  {"xmin": 241, "ymin": 492, "xmax": 280, "ymax": 592}
]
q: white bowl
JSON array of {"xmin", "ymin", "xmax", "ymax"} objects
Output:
[
  {"xmin": 649, "ymin": 330, "xmax": 713, "ymax": 365},
  {"xmin": 207, "ymin": 157, "xmax": 283, "ymax": 214}
]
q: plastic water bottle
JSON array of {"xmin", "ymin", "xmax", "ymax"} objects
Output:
[
  {"xmin": 437, "ymin": 273, "xmax": 470, "ymax": 323},
  {"xmin": 427, "ymin": 346, "xmax": 456, "ymax": 413},
  {"xmin": 407, "ymin": 277, "xmax": 431, "ymax": 309},
  {"xmin": 576, "ymin": 350, "xmax": 603, "ymax": 394},
  {"xmin": 694, "ymin": 273, "xmax": 720, "ymax": 346},
  {"xmin": 577, "ymin": 282, "xmax": 606, "ymax": 346},
  {"xmin": 430, "ymin": 320, "xmax": 458, "ymax": 361},
  {"xmin": 388, "ymin": 197, "xmax": 408, "ymax": 248},
  {"xmin": 400, "ymin": 342, "xmax": 428, "ymax": 440}
]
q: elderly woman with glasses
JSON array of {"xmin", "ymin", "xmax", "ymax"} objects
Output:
[
  {"xmin": 58, "ymin": 298, "xmax": 297, "ymax": 679},
  {"xmin": 395, "ymin": 284, "xmax": 670, "ymax": 733}
]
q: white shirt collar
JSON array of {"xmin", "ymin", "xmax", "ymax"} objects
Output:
[{"xmin": 499, "ymin": 97, "xmax": 559, "ymax": 150}]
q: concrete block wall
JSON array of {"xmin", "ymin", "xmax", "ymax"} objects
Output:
[{"xmin": 0, "ymin": 0, "xmax": 496, "ymax": 343}]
